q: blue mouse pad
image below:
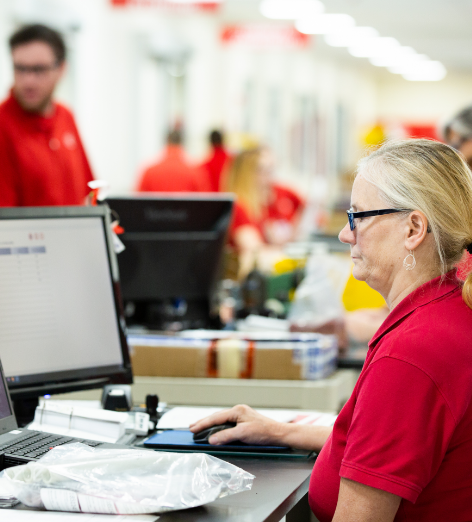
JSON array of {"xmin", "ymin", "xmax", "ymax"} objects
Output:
[{"xmin": 143, "ymin": 430, "xmax": 291, "ymax": 453}]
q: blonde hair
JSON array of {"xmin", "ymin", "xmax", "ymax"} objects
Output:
[
  {"xmin": 224, "ymin": 148, "xmax": 264, "ymax": 220},
  {"xmin": 358, "ymin": 139, "xmax": 472, "ymax": 309}
]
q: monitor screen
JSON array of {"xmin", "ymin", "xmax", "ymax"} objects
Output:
[
  {"xmin": 0, "ymin": 206, "xmax": 132, "ymax": 403},
  {"xmin": 106, "ymin": 195, "xmax": 234, "ymax": 329}
]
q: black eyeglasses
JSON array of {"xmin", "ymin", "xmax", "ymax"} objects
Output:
[
  {"xmin": 13, "ymin": 63, "xmax": 60, "ymax": 76},
  {"xmin": 346, "ymin": 208, "xmax": 410, "ymax": 231}
]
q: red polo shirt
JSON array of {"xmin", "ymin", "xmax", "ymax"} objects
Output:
[
  {"xmin": 309, "ymin": 271, "xmax": 472, "ymax": 521},
  {"xmin": 137, "ymin": 146, "xmax": 211, "ymax": 193},
  {"xmin": 0, "ymin": 93, "xmax": 93, "ymax": 206},
  {"xmin": 200, "ymin": 145, "xmax": 231, "ymax": 192},
  {"xmin": 230, "ymin": 184, "xmax": 304, "ymax": 244}
]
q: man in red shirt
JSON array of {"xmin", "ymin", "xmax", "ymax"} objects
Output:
[
  {"xmin": 0, "ymin": 24, "xmax": 93, "ymax": 207},
  {"xmin": 200, "ymin": 130, "xmax": 231, "ymax": 192},
  {"xmin": 137, "ymin": 129, "xmax": 210, "ymax": 193}
]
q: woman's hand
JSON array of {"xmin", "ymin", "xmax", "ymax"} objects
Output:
[
  {"xmin": 189, "ymin": 404, "xmax": 285, "ymax": 446},
  {"xmin": 190, "ymin": 404, "xmax": 333, "ymax": 451}
]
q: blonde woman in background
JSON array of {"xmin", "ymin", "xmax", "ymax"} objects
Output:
[
  {"xmin": 193, "ymin": 139, "xmax": 472, "ymax": 521},
  {"xmin": 225, "ymin": 147, "xmax": 304, "ymax": 275}
]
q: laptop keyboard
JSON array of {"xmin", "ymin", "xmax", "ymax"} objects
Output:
[{"xmin": 0, "ymin": 430, "xmax": 102, "ymax": 461}]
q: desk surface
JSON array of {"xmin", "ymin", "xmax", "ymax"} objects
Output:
[
  {"xmin": 13, "ymin": 456, "xmax": 314, "ymax": 522},
  {"xmin": 158, "ymin": 456, "xmax": 315, "ymax": 522}
]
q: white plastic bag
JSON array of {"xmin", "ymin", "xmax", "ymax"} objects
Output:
[
  {"xmin": 1, "ymin": 443, "xmax": 254, "ymax": 515},
  {"xmin": 288, "ymin": 248, "xmax": 351, "ymax": 348}
]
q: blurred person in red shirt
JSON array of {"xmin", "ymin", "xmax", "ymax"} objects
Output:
[
  {"xmin": 200, "ymin": 130, "xmax": 231, "ymax": 192},
  {"xmin": 136, "ymin": 129, "xmax": 210, "ymax": 193},
  {"xmin": 0, "ymin": 24, "xmax": 94, "ymax": 207},
  {"xmin": 223, "ymin": 146, "xmax": 304, "ymax": 276},
  {"xmin": 225, "ymin": 147, "xmax": 304, "ymax": 248},
  {"xmin": 444, "ymin": 106, "xmax": 472, "ymax": 279}
]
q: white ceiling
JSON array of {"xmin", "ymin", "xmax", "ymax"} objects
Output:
[{"xmin": 221, "ymin": 0, "xmax": 472, "ymax": 72}]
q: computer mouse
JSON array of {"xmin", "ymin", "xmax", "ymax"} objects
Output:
[{"xmin": 193, "ymin": 422, "xmax": 237, "ymax": 444}]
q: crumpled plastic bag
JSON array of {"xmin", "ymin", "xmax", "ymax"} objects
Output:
[
  {"xmin": 0, "ymin": 443, "xmax": 254, "ymax": 515},
  {"xmin": 288, "ymin": 249, "xmax": 351, "ymax": 349}
]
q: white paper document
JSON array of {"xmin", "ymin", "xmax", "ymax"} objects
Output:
[
  {"xmin": 0, "ymin": 511, "xmax": 158, "ymax": 521},
  {"xmin": 156, "ymin": 406, "xmax": 332, "ymax": 429}
]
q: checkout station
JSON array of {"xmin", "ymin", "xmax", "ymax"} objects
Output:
[{"xmin": 0, "ymin": 198, "xmax": 366, "ymax": 521}]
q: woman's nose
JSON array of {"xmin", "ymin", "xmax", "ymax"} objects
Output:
[{"xmin": 339, "ymin": 222, "xmax": 355, "ymax": 245}]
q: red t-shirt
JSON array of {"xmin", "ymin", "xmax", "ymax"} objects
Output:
[
  {"xmin": 309, "ymin": 271, "xmax": 472, "ymax": 521},
  {"xmin": 0, "ymin": 93, "xmax": 93, "ymax": 206},
  {"xmin": 200, "ymin": 146, "xmax": 231, "ymax": 192},
  {"xmin": 230, "ymin": 184, "xmax": 304, "ymax": 243},
  {"xmin": 137, "ymin": 146, "xmax": 210, "ymax": 193}
]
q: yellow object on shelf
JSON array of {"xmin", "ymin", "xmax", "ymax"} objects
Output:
[
  {"xmin": 342, "ymin": 270, "xmax": 386, "ymax": 311},
  {"xmin": 273, "ymin": 257, "xmax": 305, "ymax": 275}
]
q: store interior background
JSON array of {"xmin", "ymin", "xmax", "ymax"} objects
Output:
[{"xmin": 0, "ymin": 0, "xmax": 471, "ymax": 228}]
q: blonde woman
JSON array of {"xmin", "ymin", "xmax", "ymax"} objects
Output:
[
  {"xmin": 226, "ymin": 147, "xmax": 304, "ymax": 249},
  {"xmin": 192, "ymin": 139, "xmax": 472, "ymax": 521}
]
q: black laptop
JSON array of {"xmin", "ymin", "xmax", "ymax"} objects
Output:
[{"xmin": 0, "ymin": 358, "xmax": 128, "ymax": 470}]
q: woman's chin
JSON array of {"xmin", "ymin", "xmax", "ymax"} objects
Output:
[{"xmin": 351, "ymin": 265, "xmax": 367, "ymax": 282}]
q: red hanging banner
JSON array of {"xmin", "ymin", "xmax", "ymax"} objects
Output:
[
  {"xmin": 110, "ymin": 0, "xmax": 220, "ymax": 11},
  {"xmin": 221, "ymin": 24, "xmax": 311, "ymax": 49}
]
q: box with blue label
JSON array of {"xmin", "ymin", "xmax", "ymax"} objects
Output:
[{"xmin": 128, "ymin": 332, "xmax": 337, "ymax": 381}]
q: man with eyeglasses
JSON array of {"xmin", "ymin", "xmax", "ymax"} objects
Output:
[{"xmin": 0, "ymin": 24, "xmax": 93, "ymax": 207}]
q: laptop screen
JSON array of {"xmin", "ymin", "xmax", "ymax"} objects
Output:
[{"xmin": 0, "ymin": 367, "xmax": 12, "ymax": 420}]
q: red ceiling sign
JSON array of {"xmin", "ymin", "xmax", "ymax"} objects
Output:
[
  {"xmin": 110, "ymin": 0, "xmax": 220, "ymax": 11},
  {"xmin": 221, "ymin": 25, "xmax": 311, "ymax": 49}
]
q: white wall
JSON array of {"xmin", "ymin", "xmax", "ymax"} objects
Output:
[{"xmin": 376, "ymin": 70, "xmax": 472, "ymax": 126}]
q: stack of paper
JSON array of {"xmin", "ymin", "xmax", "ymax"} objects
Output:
[
  {"xmin": 156, "ymin": 406, "xmax": 335, "ymax": 430},
  {"xmin": 0, "ymin": 478, "xmax": 19, "ymax": 509},
  {"xmin": 28, "ymin": 403, "xmax": 128, "ymax": 443}
]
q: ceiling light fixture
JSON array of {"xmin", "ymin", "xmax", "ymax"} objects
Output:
[
  {"xmin": 348, "ymin": 36, "xmax": 400, "ymax": 59},
  {"xmin": 324, "ymin": 26, "xmax": 378, "ymax": 48},
  {"xmin": 295, "ymin": 13, "xmax": 355, "ymax": 35},
  {"xmin": 260, "ymin": 0, "xmax": 324, "ymax": 20},
  {"xmin": 369, "ymin": 46, "xmax": 416, "ymax": 67}
]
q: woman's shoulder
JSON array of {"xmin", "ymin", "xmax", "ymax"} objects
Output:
[{"xmin": 370, "ymin": 290, "xmax": 472, "ymax": 414}]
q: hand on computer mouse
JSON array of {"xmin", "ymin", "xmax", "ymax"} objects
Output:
[
  {"xmin": 192, "ymin": 422, "xmax": 237, "ymax": 444},
  {"xmin": 189, "ymin": 405, "xmax": 285, "ymax": 446}
]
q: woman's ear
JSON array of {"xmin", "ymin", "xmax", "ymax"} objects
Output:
[{"xmin": 405, "ymin": 210, "xmax": 429, "ymax": 251}]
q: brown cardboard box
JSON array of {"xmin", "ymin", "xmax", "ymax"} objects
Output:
[
  {"xmin": 128, "ymin": 335, "xmax": 337, "ymax": 380},
  {"xmin": 130, "ymin": 344, "xmax": 208, "ymax": 378}
]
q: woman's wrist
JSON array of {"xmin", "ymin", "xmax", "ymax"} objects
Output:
[{"xmin": 275, "ymin": 422, "xmax": 332, "ymax": 452}]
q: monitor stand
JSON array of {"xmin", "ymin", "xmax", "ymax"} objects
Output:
[
  {"xmin": 124, "ymin": 299, "xmax": 221, "ymax": 331},
  {"xmin": 13, "ymin": 397, "xmax": 39, "ymax": 427}
]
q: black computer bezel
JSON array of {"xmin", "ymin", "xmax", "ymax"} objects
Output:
[
  {"xmin": 0, "ymin": 358, "xmax": 18, "ymax": 434},
  {"xmin": 0, "ymin": 205, "xmax": 133, "ymax": 400}
]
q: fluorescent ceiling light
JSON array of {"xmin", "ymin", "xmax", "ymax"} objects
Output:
[
  {"xmin": 348, "ymin": 36, "xmax": 399, "ymax": 58},
  {"xmin": 403, "ymin": 61, "xmax": 447, "ymax": 81},
  {"xmin": 388, "ymin": 54, "xmax": 429, "ymax": 74},
  {"xmin": 369, "ymin": 46, "xmax": 416, "ymax": 67},
  {"xmin": 295, "ymin": 13, "xmax": 355, "ymax": 35},
  {"xmin": 324, "ymin": 26, "xmax": 378, "ymax": 48},
  {"xmin": 260, "ymin": 0, "xmax": 324, "ymax": 20}
]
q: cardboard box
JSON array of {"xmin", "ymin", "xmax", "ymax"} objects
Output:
[{"xmin": 128, "ymin": 333, "xmax": 337, "ymax": 381}]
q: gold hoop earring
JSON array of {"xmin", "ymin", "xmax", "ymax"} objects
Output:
[{"xmin": 403, "ymin": 250, "xmax": 416, "ymax": 271}]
